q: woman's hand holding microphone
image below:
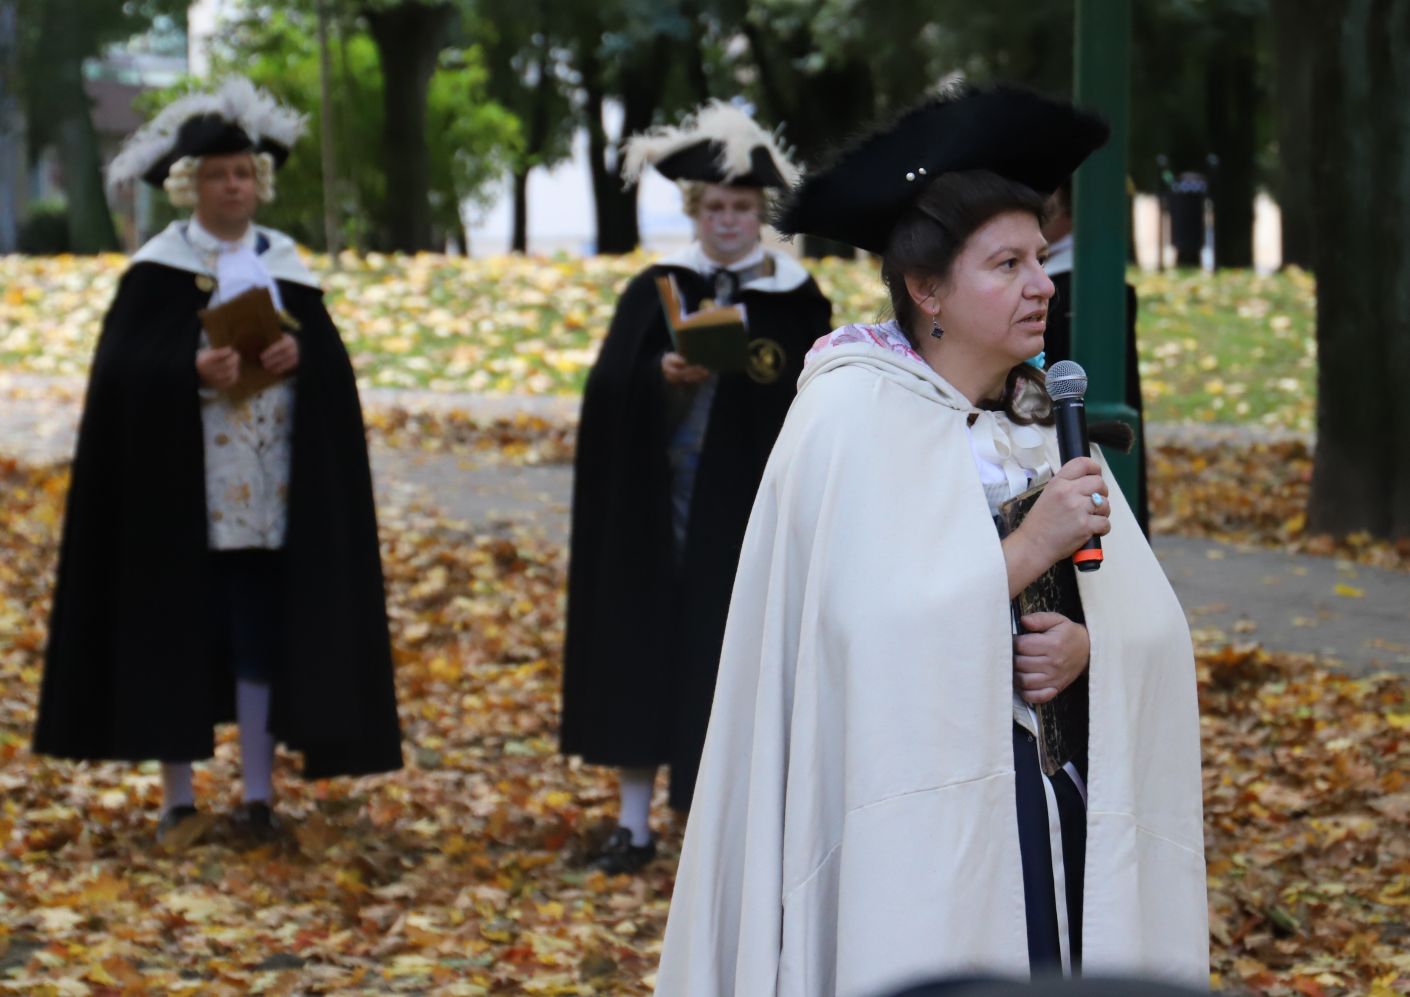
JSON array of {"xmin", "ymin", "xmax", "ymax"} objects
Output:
[{"xmin": 1001, "ymin": 456, "xmax": 1111, "ymax": 599}]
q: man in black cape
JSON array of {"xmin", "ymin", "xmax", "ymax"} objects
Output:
[
  {"xmin": 34, "ymin": 77, "xmax": 401, "ymax": 841},
  {"xmin": 560, "ymin": 101, "xmax": 832, "ymax": 872}
]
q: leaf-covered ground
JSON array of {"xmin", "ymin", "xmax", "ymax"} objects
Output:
[
  {"xmin": 0, "ymin": 252, "xmax": 1396, "ymax": 992},
  {"xmin": 1, "ymin": 459, "xmax": 1407, "ymax": 996},
  {"xmin": 0, "ymin": 459, "xmax": 676, "ymax": 996},
  {"xmin": 0, "ymin": 253, "xmax": 1316, "ymax": 429},
  {"xmin": 1148, "ymin": 435, "xmax": 1410, "ymax": 573}
]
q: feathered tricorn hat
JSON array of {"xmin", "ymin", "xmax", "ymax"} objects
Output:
[
  {"xmin": 621, "ymin": 100, "xmax": 800, "ymax": 190},
  {"xmin": 106, "ymin": 76, "xmax": 307, "ymax": 192},
  {"xmin": 775, "ymin": 82, "xmax": 1109, "ymax": 255}
]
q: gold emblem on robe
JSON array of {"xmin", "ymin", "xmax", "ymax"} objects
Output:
[
  {"xmin": 746, "ymin": 338, "xmax": 785, "ymax": 384},
  {"xmin": 195, "ymin": 274, "xmax": 216, "ymax": 293}
]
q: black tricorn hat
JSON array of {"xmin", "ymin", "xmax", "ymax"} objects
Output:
[
  {"xmin": 138, "ymin": 114, "xmax": 295, "ymax": 187},
  {"xmin": 107, "ymin": 77, "xmax": 307, "ymax": 192},
  {"xmin": 651, "ymin": 140, "xmax": 792, "ymax": 188},
  {"xmin": 621, "ymin": 100, "xmax": 800, "ymax": 191},
  {"xmin": 775, "ymin": 83, "xmax": 1110, "ymax": 254}
]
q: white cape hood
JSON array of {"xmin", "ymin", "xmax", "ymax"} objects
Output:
[{"xmin": 131, "ymin": 220, "xmax": 319, "ymax": 288}]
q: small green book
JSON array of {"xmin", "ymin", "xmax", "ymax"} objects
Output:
[{"xmin": 655, "ymin": 273, "xmax": 750, "ymax": 373}]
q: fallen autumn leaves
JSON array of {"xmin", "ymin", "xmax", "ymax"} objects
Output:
[
  {"xmin": 1, "ymin": 254, "xmax": 1318, "ymax": 430},
  {"xmin": 0, "ymin": 459, "xmax": 676, "ymax": 995},
  {"xmin": 1148, "ymin": 434, "xmax": 1410, "ymax": 573},
  {"xmin": 1, "ymin": 454, "xmax": 1407, "ymax": 996}
]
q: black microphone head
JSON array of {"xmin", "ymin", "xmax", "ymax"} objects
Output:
[{"xmin": 1046, "ymin": 360, "xmax": 1087, "ymax": 401}]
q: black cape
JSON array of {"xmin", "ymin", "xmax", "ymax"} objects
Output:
[
  {"xmin": 560, "ymin": 259, "xmax": 832, "ymax": 811},
  {"xmin": 1045, "ymin": 270, "xmax": 1149, "ymax": 535},
  {"xmin": 34, "ymin": 259, "xmax": 403, "ymax": 779}
]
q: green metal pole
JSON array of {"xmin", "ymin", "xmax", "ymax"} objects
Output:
[{"xmin": 1072, "ymin": 0, "xmax": 1141, "ymax": 504}]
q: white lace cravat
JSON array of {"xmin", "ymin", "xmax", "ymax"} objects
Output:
[{"xmin": 213, "ymin": 241, "xmax": 284, "ymax": 311}]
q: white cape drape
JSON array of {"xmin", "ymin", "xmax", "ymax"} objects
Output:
[{"xmin": 655, "ymin": 344, "xmax": 1208, "ymax": 997}]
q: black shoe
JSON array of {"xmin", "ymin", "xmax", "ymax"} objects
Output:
[
  {"xmin": 232, "ymin": 801, "xmax": 281, "ymax": 843},
  {"xmin": 588, "ymin": 827, "xmax": 656, "ymax": 875},
  {"xmin": 156, "ymin": 805, "xmax": 208, "ymax": 847}
]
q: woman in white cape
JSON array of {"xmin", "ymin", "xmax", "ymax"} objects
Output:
[{"xmin": 654, "ymin": 85, "xmax": 1208, "ymax": 996}]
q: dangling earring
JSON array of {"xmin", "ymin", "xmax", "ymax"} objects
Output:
[{"xmin": 930, "ymin": 314, "xmax": 944, "ymax": 340}]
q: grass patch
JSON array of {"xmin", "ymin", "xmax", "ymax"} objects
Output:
[{"xmin": 1, "ymin": 252, "xmax": 1316, "ymax": 428}]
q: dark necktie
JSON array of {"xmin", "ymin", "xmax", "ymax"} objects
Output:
[
  {"xmin": 709, "ymin": 261, "xmax": 770, "ymax": 306},
  {"xmin": 709, "ymin": 268, "xmax": 741, "ymax": 306}
]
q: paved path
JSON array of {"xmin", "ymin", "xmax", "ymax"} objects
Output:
[
  {"xmin": 1154, "ymin": 535, "xmax": 1408, "ymax": 674},
  {"xmin": 3, "ymin": 376, "xmax": 1406, "ymax": 674},
  {"xmin": 386, "ymin": 454, "xmax": 1408, "ymax": 675}
]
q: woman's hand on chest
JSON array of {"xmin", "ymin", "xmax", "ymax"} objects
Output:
[{"xmin": 1012, "ymin": 611, "xmax": 1089, "ymax": 704}]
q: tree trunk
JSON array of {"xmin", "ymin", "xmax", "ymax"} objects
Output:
[
  {"xmin": 364, "ymin": 0, "xmax": 453, "ymax": 252},
  {"xmin": 317, "ymin": 0, "xmax": 341, "ymax": 263},
  {"xmin": 579, "ymin": 25, "xmax": 668, "ymax": 256},
  {"xmin": 54, "ymin": 113, "xmax": 118, "ymax": 253},
  {"xmin": 1305, "ymin": 0, "xmax": 1410, "ymax": 539},
  {"xmin": 608, "ymin": 41, "xmax": 671, "ymax": 252},
  {"xmin": 1270, "ymin": 0, "xmax": 1316, "ymax": 269},
  {"xmin": 510, "ymin": 29, "xmax": 553, "ymax": 254},
  {"xmin": 1205, "ymin": 8, "xmax": 1257, "ymax": 269},
  {"xmin": 583, "ymin": 81, "xmax": 639, "ymax": 254},
  {"xmin": 741, "ymin": 21, "xmax": 872, "ymax": 259},
  {"xmin": 38, "ymin": 0, "xmax": 116, "ymax": 253},
  {"xmin": 510, "ymin": 166, "xmax": 529, "ymax": 253},
  {"xmin": 0, "ymin": 0, "xmax": 19, "ymax": 253},
  {"xmin": 680, "ymin": 0, "xmax": 711, "ymax": 103}
]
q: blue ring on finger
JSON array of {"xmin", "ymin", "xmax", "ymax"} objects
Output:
[{"xmin": 1091, "ymin": 493, "xmax": 1105, "ymax": 508}]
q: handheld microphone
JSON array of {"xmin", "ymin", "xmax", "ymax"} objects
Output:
[{"xmin": 1045, "ymin": 360, "xmax": 1103, "ymax": 572}]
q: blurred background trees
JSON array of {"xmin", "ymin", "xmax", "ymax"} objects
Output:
[
  {"xmin": 1, "ymin": 0, "xmax": 1302, "ymax": 260},
  {"xmin": 4, "ymin": 0, "xmax": 1407, "ymax": 537}
]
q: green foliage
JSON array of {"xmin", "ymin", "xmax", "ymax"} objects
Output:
[
  {"xmin": 468, "ymin": 0, "xmax": 575, "ymax": 174},
  {"xmin": 426, "ymin": 47, "xmax": 523, "ymax": 223},
  {"xmin": 15, "ymin": 199, "xmax": 70, "ymax": 254},
  {"xmin": 143, "ymin": 8, "xmax": 521, "ymax": 250}
]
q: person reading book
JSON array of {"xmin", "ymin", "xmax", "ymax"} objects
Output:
[
  {"xmin": 656, "ymin": 84, "xmax": 1207, "ymax": 994},
  {"xmin": 654, "ymin": 271, "xmax": 750, "ymax": 373},
  {"xmin": 560, "ymin": 101, "xmax": 832, "ymax": 875},
  {"xmin": 34, "ymin": 77, "xmax": 402, "ymax": 846}
]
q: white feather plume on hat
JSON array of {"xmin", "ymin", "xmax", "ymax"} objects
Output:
[
  {"xmin": 106, "ymin": 76, "xmax": 307, "ymax": 193},
  {"xmin": 620, "ymin": 100, "xmax": 800, "ymax": 188}
]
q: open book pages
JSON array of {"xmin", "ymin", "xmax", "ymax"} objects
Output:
[{"xmin": 654, "ymin": 273, "xmax": 750, "ymax": 373}]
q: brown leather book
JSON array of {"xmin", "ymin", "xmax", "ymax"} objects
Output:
[
  {"xmin": 996, "ymin": 482, "xmax": 1090, "ymax": 778},
  {"xmin": 197, "ymin": 286, "xmax": 287, "ymax": 403}
]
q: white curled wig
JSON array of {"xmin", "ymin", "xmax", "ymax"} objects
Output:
[
  {"xmin": 160, "ymin": 150, "xmax": 278, "ymax": 208},
  {"xmin": 162, "ymin": 155, "xmax": 200, "ymax": 208}
]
